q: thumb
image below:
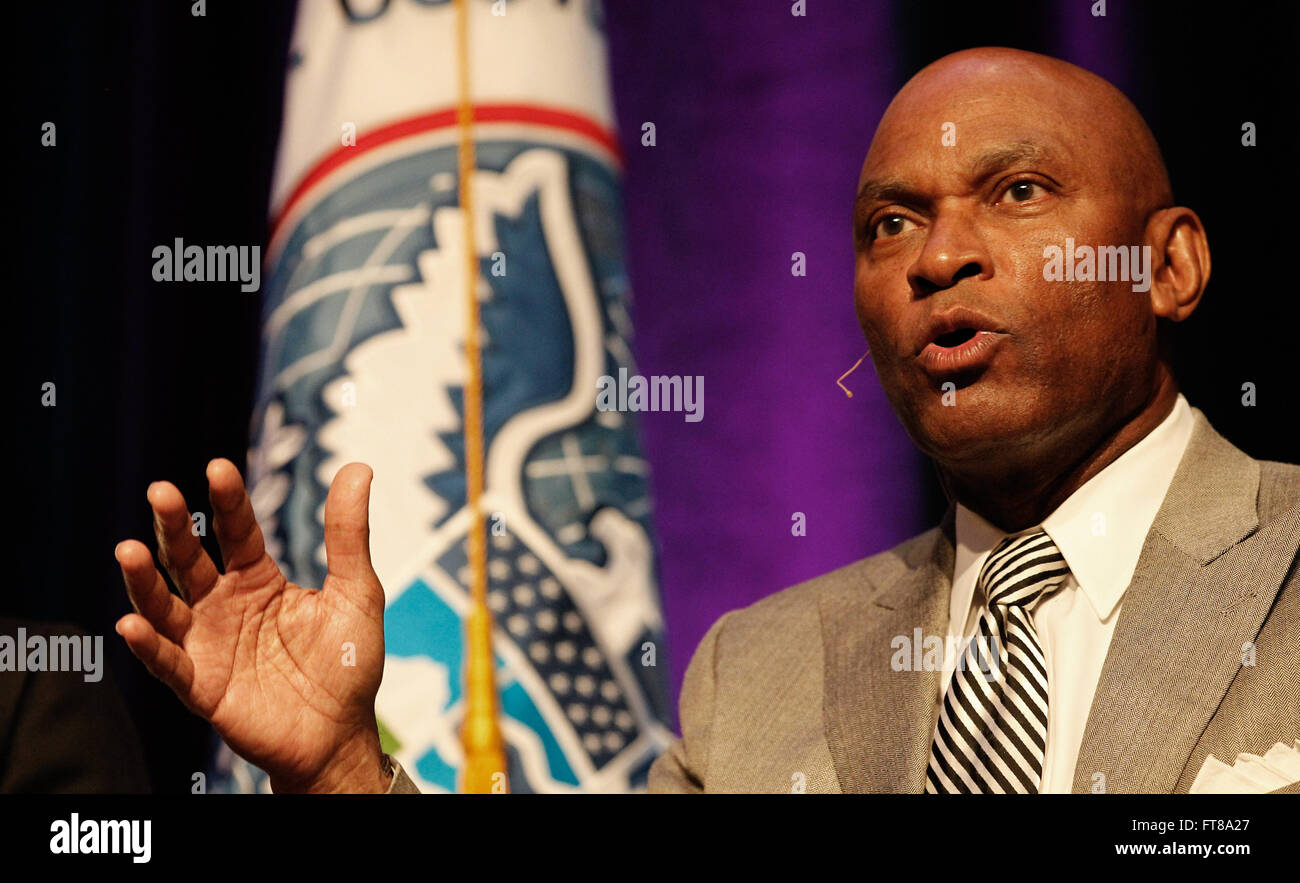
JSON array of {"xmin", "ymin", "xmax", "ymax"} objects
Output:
[{"xmin": 323, "ymin": 463, "xmax": 379, "ymax": 594}]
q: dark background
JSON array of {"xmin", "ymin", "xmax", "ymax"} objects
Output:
[{"xmin": 11, "ymin": 0, "xmax": 1295, "ymax": 791}]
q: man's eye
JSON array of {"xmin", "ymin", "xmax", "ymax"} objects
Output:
[
  {"xmin": 1002, "ymin": 181, "xmax": 1044, "ymax": 202},
  {"xmin": 872, "ymin": 214, "xmax": 916, "ymax": 239}
]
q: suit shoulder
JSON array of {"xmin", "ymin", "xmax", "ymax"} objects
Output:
[
  {"xmin": 720, "ymin": 524, "xmax": 944, "ymax": 637},
  {"xmin": 1257, "ymin": 458, "xmax": 1300, "ymax": 520}
]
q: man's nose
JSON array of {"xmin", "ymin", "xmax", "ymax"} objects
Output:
[{"xmin": 906, "ymin": 210, "xmax": 991, "ymax": 296}]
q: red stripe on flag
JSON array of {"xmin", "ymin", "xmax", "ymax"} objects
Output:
[{"xmin": 269, "ymin": 104, "xmax": 622, "ymax": 248}]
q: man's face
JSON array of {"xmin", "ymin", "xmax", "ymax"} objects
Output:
[{"xmin": 853, "ymin": 56, "xmax": 1162, "ymax": 468}]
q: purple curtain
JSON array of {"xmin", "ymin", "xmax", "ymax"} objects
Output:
[{"xmin": 605, "ymin": 2, "xmax": 932, "ymax": 705}]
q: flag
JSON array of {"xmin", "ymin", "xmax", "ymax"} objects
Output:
[{"xmin": 218, "ymin": 0, "xmax": 672, "ymax": 793}]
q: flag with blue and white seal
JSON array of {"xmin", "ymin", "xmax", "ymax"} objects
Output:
[{"xmin": 212, "ymin": 0, "xmax": 672, "ymax": 794}]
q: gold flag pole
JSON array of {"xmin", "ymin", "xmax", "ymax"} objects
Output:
[{"xmin": 454, "ymin": 0, "xmax": 508, "ymax": 794}]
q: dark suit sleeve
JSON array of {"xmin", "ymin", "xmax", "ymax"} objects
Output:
[
  {"xmin": 648, "ymin": 611, "xmax": 733, "ymax": 793},
  {"xmin": 0, "ymin": 620, "xmax": 150, "ymax": 794}
]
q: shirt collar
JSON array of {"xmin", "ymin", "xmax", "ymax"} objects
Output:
[{"xmin": 953, "ymin": 393, "xmax": 1196, "ymax": 624}]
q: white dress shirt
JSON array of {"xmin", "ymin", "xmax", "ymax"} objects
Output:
[{"xmin": 940, "ymin": 393, "xmax": 1195, "ymax": 792}]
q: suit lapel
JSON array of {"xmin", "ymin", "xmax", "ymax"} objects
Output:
[
  {"xmin": 1071, "ymin": 409, "xmax": 1292, "ymax": 792},
  {"xmin": 820, "ymin": 508, "xmax": 954, "ymax": 793}
]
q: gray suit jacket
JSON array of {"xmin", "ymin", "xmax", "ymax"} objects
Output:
[{"xmin": 648, "ymin": 408, "xmax": 1300, "ymax": 794}]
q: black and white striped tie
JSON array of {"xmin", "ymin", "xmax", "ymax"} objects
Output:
[{"xmin": 925, "ymin": 529, "xmax": 1070, "ymax": 793}]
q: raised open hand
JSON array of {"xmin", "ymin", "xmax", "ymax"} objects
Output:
[{"xmin": 115, "ymin": 458, "xmax": 391, "ymax": 793}]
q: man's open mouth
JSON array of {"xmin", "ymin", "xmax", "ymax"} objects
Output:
[
  {"xmin": 932, "ymin": 327, "xmax": 979, "ymax": 348},
  {"xmin": 917, "ymin": 328, "xmax": 1006, "ymax": 377}
]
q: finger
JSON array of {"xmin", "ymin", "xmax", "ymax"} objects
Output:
[
  {"xmin": 116, "ymin": 540, "xmax": 192, "ymax": 644},
  {"xmin": 115, "ymin": 613, "xmax": 198, "ymax": 712},
  {"xmin": 206, "ymin": 458, "xmax": 270, "ymax": 573},
  {"xmin": 148, "ymin": 480, "xmax": 221, "ymax": 604},
  {"xmin": 322, "ymin": 463, "xmax": 379, "ymax": 597}
]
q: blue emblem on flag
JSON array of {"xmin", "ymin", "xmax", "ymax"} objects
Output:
[{"xmin": 217, "ymin": 128, "xmax": 672, "ymax": 793}]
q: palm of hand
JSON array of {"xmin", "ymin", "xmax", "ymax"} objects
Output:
[
  {"xmin": 116, "ymin": 460, "xmax": 387, "ymax": 792},
  {"xmin": 189, "ymin": 563, "xmax": 384, "ymax": 781}
]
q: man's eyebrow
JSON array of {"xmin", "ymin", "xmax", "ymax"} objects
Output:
[
  {"xmin": 854, "ymin": 142, "xmax": 1062, "ymax": 219},
  {"xmin": 854, "ymin": 177, "xmax": 922, "ymax": 214},
  {"xmin": 966, "ymin": 141, "xmax": 1058, "ymax": 182}
]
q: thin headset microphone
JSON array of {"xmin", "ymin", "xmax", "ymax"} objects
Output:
[{"xmin": 836, "ymin": 349, "xmax": 870, "ymax": 398}]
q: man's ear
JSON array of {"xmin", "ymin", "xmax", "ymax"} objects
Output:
[{"xmin": 1145, "ymin": 206, "xmax": 1210, "ymax": 322}]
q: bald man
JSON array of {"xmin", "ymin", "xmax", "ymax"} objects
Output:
[
  {"xmin": 647, "ymin": 47, "xmax": 1300, "ymax": 794},
  {"xmin": 113, "ymin": 47, "xmax": 1297, "ymax": 796}
]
